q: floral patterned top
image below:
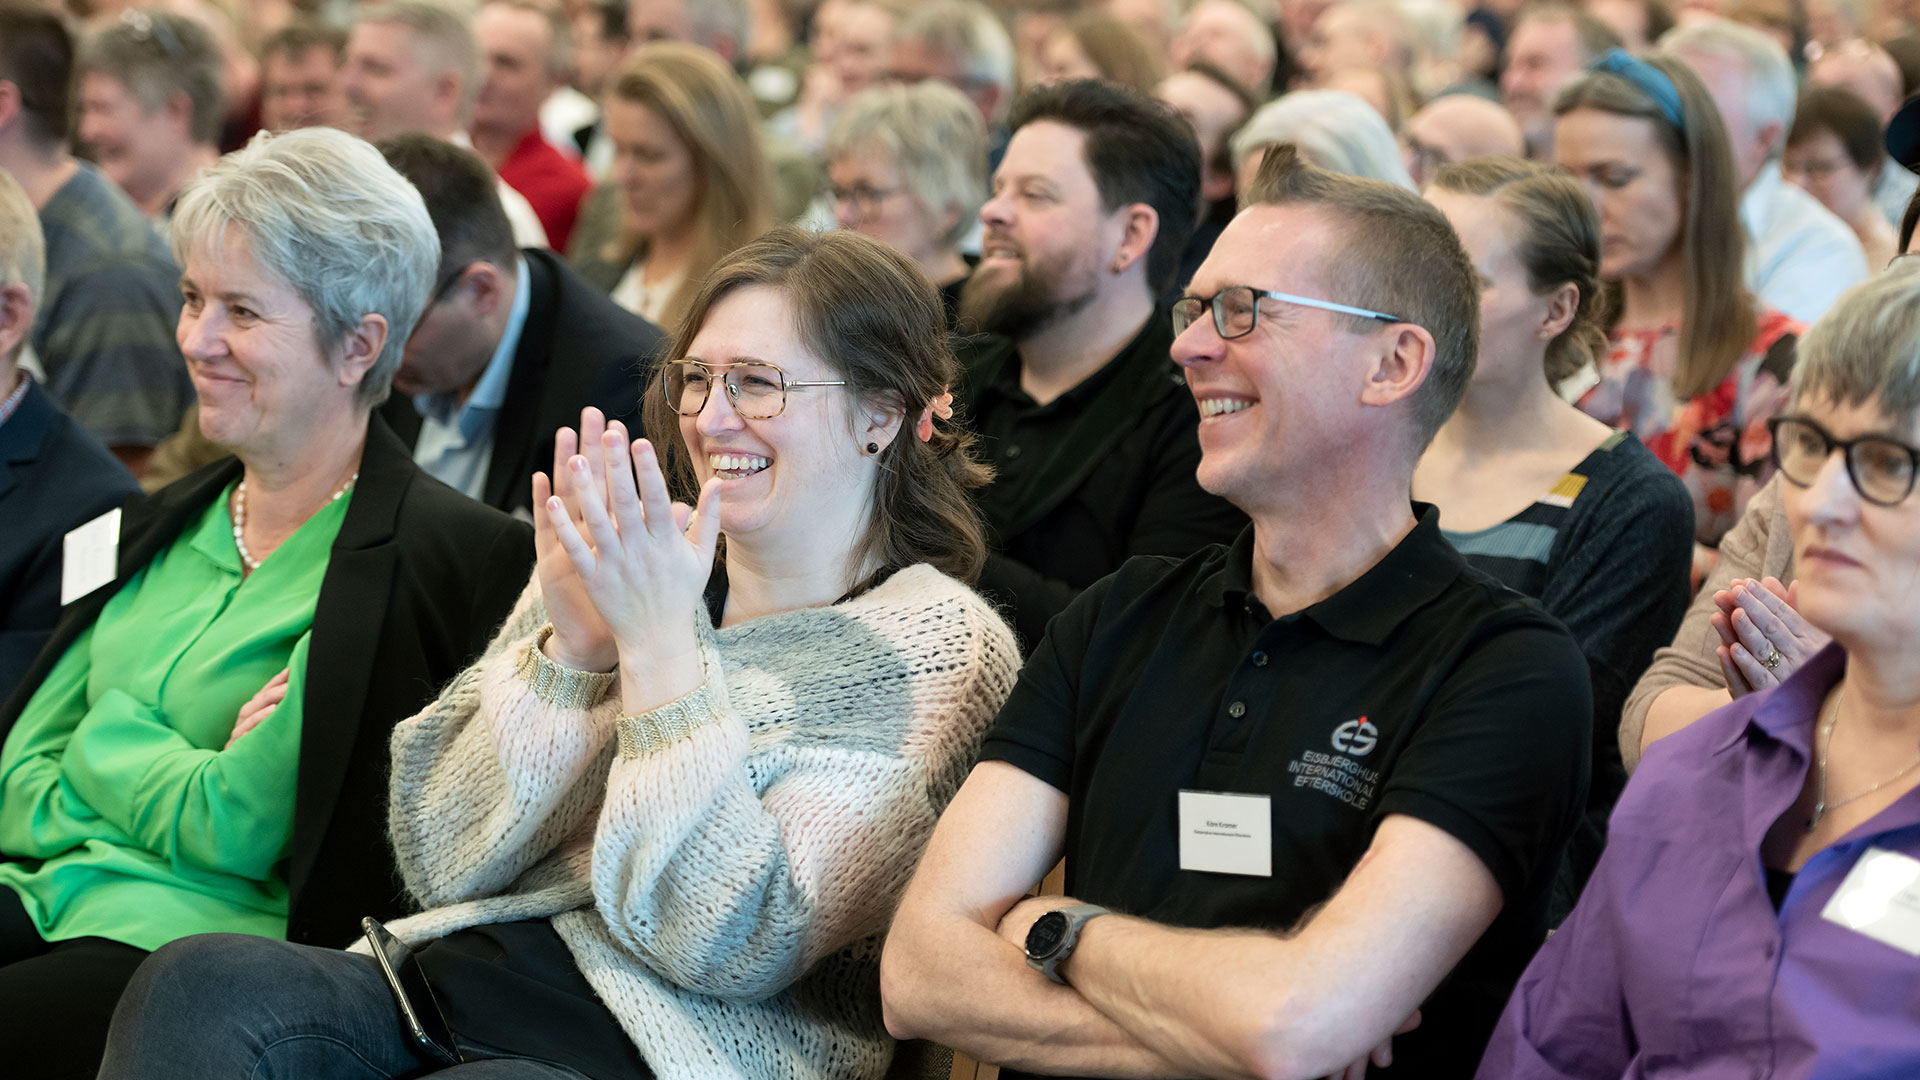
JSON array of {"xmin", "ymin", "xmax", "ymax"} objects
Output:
[{"xmin": 1576, "ymin": 309, "xmax": 1801, "ymax": 546}]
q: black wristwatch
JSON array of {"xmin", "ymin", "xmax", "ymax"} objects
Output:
[{"xmin": 1024, "ymin": 903, "xmax": 1110, "ymax": 984}]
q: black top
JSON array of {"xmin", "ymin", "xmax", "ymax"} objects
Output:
[
  {"xmin": 958, "ymin": 311, "xmax": 1245, "ymax": 651},
  {"xmin": 0, "ymin": 378, "xmax": 140, "ymax": 702},
  {"xmin": 1765, "ymin": 867, "xmax": 1796, "ymax": 911},
  {"xmin": 1438, "ymin": 430, "xmax": 1693, "ymax": 922},
  {"xmin": 981, "ymin": 508, "xmax": 1592, "ymax": 1079}
]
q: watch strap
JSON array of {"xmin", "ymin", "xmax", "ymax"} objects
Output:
[{"xmin": 1026, "ymin": 903, "xmax": 1110, "ymax": 985}]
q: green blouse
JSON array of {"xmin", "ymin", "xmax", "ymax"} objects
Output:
[{"xmin": 0, "ymin": 480, "xmax": 348, "ymax": 950}]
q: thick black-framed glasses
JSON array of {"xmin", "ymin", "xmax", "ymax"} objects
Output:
[
  {"xmin": 1171, "ymin": 286, "xmax": 1407, "ymax": 340},
  {"xmin": 1768, "ymin": 414, "xmax": 1920, "ymax": 506},
  {"xmin": 662, "ymin": 360, "xmax": 846, "ymax": 419}
]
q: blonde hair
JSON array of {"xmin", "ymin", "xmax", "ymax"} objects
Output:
[
  {"xmin": 607, "ymin": 42, "xmax": 775, "ymax": 328},
  {"xmin": 1058, "ymin": 12, "xmax": 1165, "ymax": 93},
  {"xmin": 1431, "ymin": 156, "xmax": 1610, "ymax": 385},
  {"xmin": 1556, "ymin": 54, "xmax": 1757, "ymax": 400}
]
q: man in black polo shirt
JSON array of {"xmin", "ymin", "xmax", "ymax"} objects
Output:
[
  {"xmin": 883, "ymin": 149, "xmax": 1591, "ymax": 1079},
  {"xmin": 956, "ymin": 79, "xmax": 1245, "ymax": 650}
]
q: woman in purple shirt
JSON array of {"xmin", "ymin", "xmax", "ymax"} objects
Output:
[{"xmin": 1477, "ymin": 264, "xmax": 1920, "ymax": 1079}]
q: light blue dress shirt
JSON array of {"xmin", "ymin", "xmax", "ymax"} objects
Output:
[
  {"xmin": 1741, "ymin": 163, "xmax": 1869, "ymax": 324},
  {"xmin": 412, "ymin": 256, "xmax": 532, "ymax": 500}
]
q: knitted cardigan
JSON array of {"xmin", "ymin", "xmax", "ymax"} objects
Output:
[{"xmin": 371, "ymin": 563, "xmax": 1019, "ymax": 1079}]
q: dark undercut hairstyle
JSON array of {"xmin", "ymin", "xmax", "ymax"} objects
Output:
[
  {"xmin": 377, "ymin": 134, "xmax": 517, "ymax": 285},
  {"xmin": 0, "ymin": 2, "xmax": 72, "ymax": 151},
  {"xmin": 1007, "ymin": 79, "xmax": 1201, "ymax": 297},
  {"xmin": 1244, "ymin": 145, "xmax": 1479, "ymax": 451}
]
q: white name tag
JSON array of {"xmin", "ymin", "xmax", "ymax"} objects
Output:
[
  {"xmin": 1178, "ymin": 790, "xmax": 1272, "ymax": 877},
  {"xmin": 60, "ymin": 507, "xmax": 121, "ymax": 606},
  {"xmin": 1821, "ymin": 846, "xmax": 1920, "ymax": 957}
]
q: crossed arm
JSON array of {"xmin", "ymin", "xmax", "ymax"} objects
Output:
[{"xmin": 881, "ymin": 760, "xmax": 1505, "ymax": 1080}]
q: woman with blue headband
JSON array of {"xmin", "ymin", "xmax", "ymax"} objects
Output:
[{"xmin": 1553, "ymin": 49, "xmax": 1802, "ymax": 584}]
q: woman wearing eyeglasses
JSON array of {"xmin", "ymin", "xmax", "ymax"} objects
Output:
[
  {"xmin": 1416, "ymin": 156, "xmax": 1693, "ymax": 922},
  {"xmin": 1554, "ymin": 51, "xmax": 1802, "ymax": 574},
  {"xmin": 825, "ymin": 81, "xmax": 987, "ymax": 330},
  {"xmin": 100, "ymin": 226, "xmax": 1021, "ymax": 1080},
  {"xmin": 1476, "ymin": 265, "xmax": 1920, "ymax": 1079}
]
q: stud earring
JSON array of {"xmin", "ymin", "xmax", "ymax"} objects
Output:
[{"xmin": 866, "ymin": 442, "xmax": 880, "ymax": 455}]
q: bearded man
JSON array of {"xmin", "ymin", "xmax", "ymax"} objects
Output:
[{"xmin": 955, "ymin": 79, "xmax": 1245, "ymax": 651}]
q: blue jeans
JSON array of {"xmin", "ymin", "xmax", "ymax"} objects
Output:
[{"xmin": 98, "ymin": 934, "xmax": 592, "ymax": 1080}]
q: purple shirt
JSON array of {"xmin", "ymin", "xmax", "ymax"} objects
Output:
[{"xmin": 1476, "ymin": 644, "xmax": 1920, "ymax": 1079}]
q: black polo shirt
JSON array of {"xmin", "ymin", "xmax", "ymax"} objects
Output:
[
  {"xmin": 959, "ymin": 312, "xmax": 1245, "ymax": 652},
  {"xmin": 981, "ymin": 509, "xmax": 1591, "ymax": 1080}
]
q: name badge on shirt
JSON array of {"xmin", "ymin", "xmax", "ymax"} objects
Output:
[
  {"xmin": 1821, "ymin": 846, "xmax": 1920, "ymax": 957},
  {"xmin": 1178, "ymin": 790, "xmax": 1272, "ymax": 877},
  {"xmin": 60, "ymin": 507, "xmax": 120, "ymax": 606}
]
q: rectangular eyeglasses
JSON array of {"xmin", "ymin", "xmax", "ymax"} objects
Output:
[{"xmin": 1171, "ymin": 286, "xmax": 1407, "ymax": 340}]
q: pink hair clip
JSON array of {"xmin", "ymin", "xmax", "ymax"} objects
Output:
[{"xmin": 917, "ymin": 387, "xmax": 955, "ymax": 443}]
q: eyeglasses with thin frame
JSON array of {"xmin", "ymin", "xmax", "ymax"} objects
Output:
[
  {"xmin": 1171, "ymin": 286, "xmax": 1407, "ymax": 340},
  {"xmin": 830, "ymin": 183, "xmax": 903, "ymax": 220},
  {"xmin": 662, "ymin": 360, "xmax": 846, "ymax": 420},
  {"xmin": 407, "ymin": 265, "xmax": 468, "ymax": 340},
  {"xmin": 1768, "ymin": 414, "xmax": 1920, "ymax": 506}
]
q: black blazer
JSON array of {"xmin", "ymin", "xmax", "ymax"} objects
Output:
[
  {"xmin": 0, "ymin": 415, "xmax": 534, "ymax": 946},
  {"xmin": 0, "ymin": 379, "xmax": 140, "ymax": 701},
  {"xmin": 381, "ymin": 247, "xmax": 667, "ymax": 517}
]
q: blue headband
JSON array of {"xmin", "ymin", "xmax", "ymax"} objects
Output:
[{"xmin": 1591, "ymin": 48, "xmax": 1686, "ymax": 131}]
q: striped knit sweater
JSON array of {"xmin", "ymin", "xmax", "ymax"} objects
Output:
[{"xmin": 369, "ymin": 564, "xmax": 1019, "ymax": 1079}]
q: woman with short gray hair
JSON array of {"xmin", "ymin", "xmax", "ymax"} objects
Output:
[
  {"xmin": 0, "ymin": 126, "xmax": 533, "ymax": 1077},
  {"xmin": 827, "ymin": 81, "xmax": 988, "ymax": 325},
  {"xmin": 1230, "ymin": 89, "xmax": 1418, "ymax": 195},
  {"xmin": 1480, "ymin": 263, "xmax": 1920, "ymax": 1077}
]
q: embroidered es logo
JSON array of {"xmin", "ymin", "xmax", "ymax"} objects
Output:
[{"xmin": 1331, "ymin": 717, "xmax": 1378, "ymax": 756}]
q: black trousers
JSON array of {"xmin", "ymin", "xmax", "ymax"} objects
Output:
[{"xmin": 0, "ymin": 886, "xmax": 151, "ymax": 1080}]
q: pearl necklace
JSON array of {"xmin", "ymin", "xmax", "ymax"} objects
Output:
[
  {"xmin": 233, "ymin": 472, "xmax": 357, "ymax": 571},
  {"xmin": 1808, "ymin": 685, "xmax": 1920, "ymax": 829}
]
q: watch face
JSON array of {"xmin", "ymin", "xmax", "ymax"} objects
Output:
[{"xmin": 1027, "ymin": 910, "xmax": 1070, "ymax": 957}]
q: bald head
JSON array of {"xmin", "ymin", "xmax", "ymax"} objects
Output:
[
  {"xmin": 1403, "ymin": 93, "xmax": 1525, "ymax": 186},
  {"xmin": 1809, "ymin": 38, "xmax": 1904, "ymax": 123}
]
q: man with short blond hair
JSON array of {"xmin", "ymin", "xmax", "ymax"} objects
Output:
[{"xmin": 885, "ymin": 145, "xmax": 1589, "ymax": 1080}]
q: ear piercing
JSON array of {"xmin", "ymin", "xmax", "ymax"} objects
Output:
[{"xmin": 865, "ymin": 442, "xmax": 880, "ymax": 455}]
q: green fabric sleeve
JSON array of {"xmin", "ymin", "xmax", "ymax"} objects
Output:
[
  {"xmin": 58, "ymin": 632, "xmax": 309, "ymax": 880},
  {"xmin": 0, "ymin": 624, "xmax": 136, "ymax": 857}
]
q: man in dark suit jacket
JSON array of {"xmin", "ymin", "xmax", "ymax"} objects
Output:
[
  {"xmin": 377, "ymin": 134, "xmax": 666, "ymax": 518},
  {"xmin": 0, "ymin": 163, "xmax": 139, "ymax": 702}
]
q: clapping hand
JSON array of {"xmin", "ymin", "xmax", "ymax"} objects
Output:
[
  {"xmin": 542, "ymin": 421, "xmax": 722, "ymax": 708},
  {"xmin": 532, "ymin": 408, "xmax": 620, "ymax": 672},
  {"xmin": 1711, "ymin": 576, "xmax": 1829, "ymax": 697},
  {"xmin": 226, "ymin": 668, "xmax": 289, "ymax": 750}
]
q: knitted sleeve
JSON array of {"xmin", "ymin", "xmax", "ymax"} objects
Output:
[
  {"xmin": 589, "ymin": 576, "xmax": 1019, "ymax": 1003},
  {"xmin": 387, "ymin": 573, "xmax": 624, "ymax": 909}
]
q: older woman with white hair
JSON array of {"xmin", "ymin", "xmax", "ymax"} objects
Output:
[
  {"xmin": 1229, "ymin": 88, "xmax": 1418, "ymax": 194},
  {"xmin": 826, "ymin": 80, "xmax": 988, "ymax": 325},
  {"xmin": 1478, "ymin": 263, "xmax": 1920, "ymax": 1078},
  {"xmin": 0, "ymin": 127, "xmax": 532, "ymax": 1078}
]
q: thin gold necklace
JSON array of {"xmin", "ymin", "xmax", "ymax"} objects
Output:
[{"xmin": 1808, "ymin": 685, "xmax": 1920, "ymax": 830}]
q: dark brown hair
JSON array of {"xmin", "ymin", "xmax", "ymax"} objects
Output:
[
  {"xmin": 1431, "ymin": 156, "xmax": 1609, "ymax": 385},
  {"xmin": 0, "ymin": 2, "xmax": 71, "ymax": 151},
  {"xmin": 1244, "ymin": 145, "xmax": 1480, "ymax": 449},
  {"xmin": 1788, "ymin": 85, "xmax": 1884, "ymax": 174},
  {"xmin": 1556, "ymin": 54, "xmax": 1756, "ymax": 400},
  {"xmin": 642, "ymin": 226, "xmax": 992, "ymax": 585}
]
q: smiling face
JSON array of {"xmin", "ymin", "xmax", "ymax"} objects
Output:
[
  {"xmin": 958, "ymin": 120, "xmax": 1113, "ymax": 340},
  {"xmin": 179, "ymin": 227, "xmax": 363, "ymax": 460},
  {"xmin": 605, "ymin": 96, "xmax": 699, "ymax": 245},
  {"xmin": 1554, "ymin": 106, "xmax": 1684, "ymax": 282},
  {"xmin": 675, "ymin": 285, "xmax": 877, "ymax": 542},
  {"xmin": 829, "ymin": 145, "xmax": 949, "ymax": 268},
  {"xmin": 78, "ymin": 72, "xmax": 179, "ymax": 202},
  {"xmin": 1427, "ymin": 188, "xmax": 1553, "ymax": 388},
  {"xmin": 1783, "ymin": 394, "xmax": 1920, "ymax": 648},
  {"xmin": 341, "ymin": 21, "xmax": 451, "ymax": 140},
  {"xmin": 1172, "ymin": 203, "xmax": 1385, "ymax": 510},
  {"xmin": 474, "ymin": 4, "xmax": 556, "ymax": 139}
]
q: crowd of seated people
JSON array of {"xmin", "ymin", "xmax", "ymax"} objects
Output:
[{"xmin": 5, "ymin": 0, "xmax": 1920, "ymax": 1078}]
